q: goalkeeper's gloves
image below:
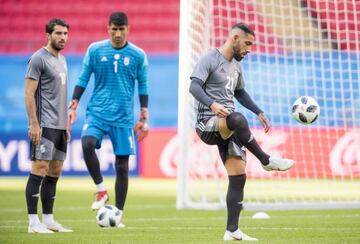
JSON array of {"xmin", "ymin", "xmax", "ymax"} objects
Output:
[
  {"xmin": 68, "ymin": 99, "xmax": 79, "ymax": 124},
  {"xmin": 134, "ymin": 108, "xmax": 149, "ymax": 142}
]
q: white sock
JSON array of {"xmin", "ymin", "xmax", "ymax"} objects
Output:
[
  {"xmin": 28, "ymin": 214, "xmax": 40, "ymax": 225},
  {"xmin": 96, "ymin": 182, "xmax": 107, "ymax": 192},
  {"xmin": 42, "ymin": 214, "xmax": 54, "ymax": 224}
]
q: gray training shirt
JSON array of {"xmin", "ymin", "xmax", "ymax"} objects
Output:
[
  {"xmin": 190, "ymin": 48, "xmax": 245, "ymax": 122},
  {"xmin": 25, "ymin": 48, "xmax": 68, "ymax": 130}
]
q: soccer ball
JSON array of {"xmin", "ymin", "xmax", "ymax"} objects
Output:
[
  {"xmin": 96, "ymin": 205, "xmax": 122, "ymax": 227},
  {"xmin": 292, "ymin": 96, "xmax": 320, "ymax": 124}
]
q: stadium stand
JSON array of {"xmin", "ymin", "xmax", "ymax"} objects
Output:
[
  {"xmin": 254, "ymin": 0, "xmax": 332, "ymax": 51},
  {"xmin": 1, "ymin": 0, "xmax": 358, "ymax": 53},
  {"xmin": 302, "ymin": 0, "xmax": 360, "ymax": 50},
  {"xmin": 0, "ymin": 0, "xmax": 180, "ymax": 53},
  {"xmin": 213, "ymin": 0, "xmax": 281, "ymax": 53},
  {"xmin": 0, "ymin": 0, "xmax": 284, "ymax": 54}
]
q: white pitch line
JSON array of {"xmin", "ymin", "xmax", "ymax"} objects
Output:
[
  {"xmin": 0, "ymin": 225, "xmax": 359, "ymax": 231},
  {"xmin": 0, "ymin": 205, "xmax": 171, "ymax": 213},
  {"xmin": 0, "ymin": 217, "xmax": 224, "ymax": 224},
  {"xmin": 1, "ymin": 214, "xmax": 359, "ymax": 225}
]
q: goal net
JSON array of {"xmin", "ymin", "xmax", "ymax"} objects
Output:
[{"xmin": 177, "ymin": 0, "xmax": 360, "ymax": 210}]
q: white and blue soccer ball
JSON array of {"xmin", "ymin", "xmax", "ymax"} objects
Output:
[
  {"xmin": 96, "ymin": 205, "xmax": 122, "ymax": 228},
  {"xmin": 292, "ymin": 96, "xmax": 320, "ymax": 124}
]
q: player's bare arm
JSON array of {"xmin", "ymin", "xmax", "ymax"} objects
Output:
[
  {"xmin": 258, "ymin": 112, "xmax": 270, "ymax": 133},
  {"xmin": 134, "ymin": 93, "xmax": 149, "ymax": 141},
  {"xmin": 68, "ymin": 99, "xmax": 79, "ymax": 124},
  {"xmin": 69, "ymin": 85, "xmax": 85, "ymax": 124},
  {"xmin": 25, "ymin": 78, "xmax": 41, "ymax": 144},
  {"xmin": 66, "ymin": 115, "xmax": 71, "ymax": 143},
  {"xmin": 134, "ymin": 107, "xmax": 149, "ymax": 142}
]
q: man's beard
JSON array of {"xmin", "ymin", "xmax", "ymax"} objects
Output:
[
  {"xmin": 233, "ymin": 44, "xmax": 243, "ymax": 61},
  {"xmin": 51, "ymin": 41, "xmax": 64, "ymax": 51},
  {"xmin": 233, "ymin": 53, "xmax": 243, "ymax": 61}
]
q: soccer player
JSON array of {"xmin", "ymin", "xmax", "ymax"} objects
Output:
[
  {"xmin": 25, "ymin": 18, "xmax": 73, "ymax": 234},
  {"xmin": 68, "ymin": 12, "xmax": 149, "ymax": 226},
  {"xmin": 189, "ymin": 23, "xmax": 294, "ymax": 241}
]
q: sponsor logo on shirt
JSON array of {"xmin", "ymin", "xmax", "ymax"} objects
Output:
[
  {"xmin": 101, "ymin": 56, "xmax": 108, "ymax": 62},
  {"xmin": 124, "ymin": 57, "xmax": 130, "ymax": 66}
]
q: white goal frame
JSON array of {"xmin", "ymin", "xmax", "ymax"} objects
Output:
[{"xmin": 177, "ymin": 0, "xmax": 360, "ymax": 210}]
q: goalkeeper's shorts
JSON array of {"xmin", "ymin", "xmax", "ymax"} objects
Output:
[{"xmin": 81, "ymin": 117, "xmax": 136, "ymax": 155}]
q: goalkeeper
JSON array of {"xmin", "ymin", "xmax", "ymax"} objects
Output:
[
  {"xmin": 189, "ymin": 23, "xmax": 294, "ymax": 241},
  {"xmin": 69, "ymin": 12, "xmax": 149, "ymax": 226}
]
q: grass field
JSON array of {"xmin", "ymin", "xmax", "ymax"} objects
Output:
[{"xmin": 0, "ymin": 177, "xmax": 359, "ymax": 244}]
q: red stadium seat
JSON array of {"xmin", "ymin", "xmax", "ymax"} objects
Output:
[
  {"xmin": 0, "ymin": 0, "xmax": 180, "ymax": 54},
  {"xmin": 0, "ymin": 0, "xmax": 283, "ymax": 54},
  {"xmin": 304, "ymin": 0, "xmax": 360, "ymax": 50}
]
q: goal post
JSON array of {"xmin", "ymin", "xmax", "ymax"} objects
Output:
[{"xmin": 177, "ymin": 0, "xmax": 360, "ymax": 210}]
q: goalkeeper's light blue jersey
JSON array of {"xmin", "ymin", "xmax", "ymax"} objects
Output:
[{"xmin": 77, "ymin": 40, "xmax": 148, "ymax": 127}]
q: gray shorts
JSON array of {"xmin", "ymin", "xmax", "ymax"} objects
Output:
[
  {"xmin": 30, "ymin": 127, "xmax": 67, "ymax": 161},
  {"xmin": 196, "ymin": 116, "xmax": 246, "ymax": 163}
]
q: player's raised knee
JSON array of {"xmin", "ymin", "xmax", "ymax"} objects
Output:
[{"xmin": 226, "ymin": 112, "xmax": 248, "ymax": 131}]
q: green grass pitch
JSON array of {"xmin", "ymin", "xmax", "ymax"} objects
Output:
[{"xmin": 0, "ymin": 177, "xmax": 359, "ymax": 243}]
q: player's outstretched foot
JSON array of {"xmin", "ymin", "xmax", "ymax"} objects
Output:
[
  {"xmin": 92, "ymin": 191, "xmax": 109, "ymax": 210},
  {"xmin": 117, "ymin": 222, "xmax": 126, "ymax": 228},
  {"xmin": 43, "ymin": 221, "xmax": 73, "ymax": 232},
  {"xmin": 224, "ymin": 229, "xmax": 258, "ymax": 241},
  {"xmin": 28, "ymin": 223, "xmax": 54, "ymax": 234},
  {"xmin": 262, "ymin": 157, "xmax": 294, "ymax": 171}
]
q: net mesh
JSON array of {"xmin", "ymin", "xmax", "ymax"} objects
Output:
[{"xmin": 177, "ymin": 0, "xmax": 360, "ymax": 210}]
